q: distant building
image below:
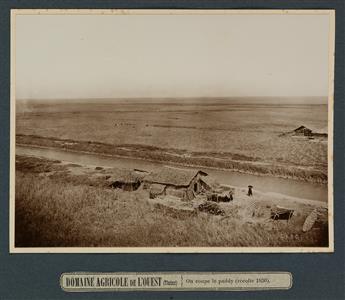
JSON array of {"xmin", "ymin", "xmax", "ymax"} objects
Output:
[
  {"xmin": 293, "ymin": 126, "xmax": 313, "ymax": 136},
  {"xmin": 292, "ymin": 125, "xmax": 328, "ymax": 138},
  {"xmin": 143, "ymin": 166, "xmax": 210, "ymax": 201}
]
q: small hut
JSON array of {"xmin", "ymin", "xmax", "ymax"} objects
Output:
[
  {"xmin": 107, "ymin": 169, "xmax": 144, "ymax": 191},
  {"xmin": 293, "ymin": 126, "xmax": 313, "ymax": 136},
  {"xmin": 143, "ymin": 166, "xmax": 209, "ymax": 201}
]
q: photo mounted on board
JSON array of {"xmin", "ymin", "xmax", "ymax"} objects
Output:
[{"xmin": 10, "ymin": 9, "xmax": 335, "ymax": 253}]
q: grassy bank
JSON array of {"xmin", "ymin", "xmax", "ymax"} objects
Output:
[
  {"xmin": 16, "ymin": 134, "xmax": 327, "ymax": 184},
  {"xmin": 15, "ymin": 156, "xmax": 328, "ymax": 248}
]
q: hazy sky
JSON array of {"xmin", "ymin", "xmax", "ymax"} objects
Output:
[{"xmin": 15, "ymin": 13, "xmax": 331, "ymax": 100}]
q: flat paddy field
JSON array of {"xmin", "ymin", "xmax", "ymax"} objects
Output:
[{"xmin": 16, "ymin": 99, "xmax": 328, "ymax": 183}]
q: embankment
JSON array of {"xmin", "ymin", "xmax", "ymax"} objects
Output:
[{"xmin": 16, "ymin": 134, "xmax": 327, "ymax": 184}]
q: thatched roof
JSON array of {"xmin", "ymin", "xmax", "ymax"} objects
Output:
[
  {"xmin": 106, "ymin": 168, "xmax": 144, "ymax": 183},
  {"xmin": 144, "ymin": 166, "xmax": 207, "ymax": 187},
  {"xmin": 294, "ymin": 125, "xmax": 311, "ymax": 132}
]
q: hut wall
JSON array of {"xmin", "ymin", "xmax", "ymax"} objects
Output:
[
  {"xmin": 303, "ymin": 129, "xmax": 312, "ymax": 136},
  {"xmin": 200, "ymin": 179, "xmax": 212, "ymax": 192},
  {"xmin": 165, "ymin": 186, "xmax": 186, "ymax": 199},
  {"xmin": 186, "ymin": 175, "xmax": 205, "ymax": 197},
  {"xmin": 184, "ymin": 189, "xmax": 194, "ymax": 201}
]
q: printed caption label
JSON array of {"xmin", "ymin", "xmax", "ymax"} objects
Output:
[{"xmin": 60, "ymin": 272, "xmax": 292, "ymax": 292}]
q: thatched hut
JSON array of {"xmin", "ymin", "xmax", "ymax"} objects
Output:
[
  {"xmin": 293, "ymin": 125, "xmax": 313, "ymax": 136},
  {"xmin": 107, "ymin": 169, "xmax": 144, "ymax": 191},
  {"xmin": 143, "ymin": 166, "xmax": 209, "ymax": 201},
  {"xmin": 292, "ymin": 125, "xmax": 328, "ymax": 138}
]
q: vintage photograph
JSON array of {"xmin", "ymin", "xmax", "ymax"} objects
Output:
[{"xmin": 11, "ymin": 10, "xmax": 334, "ymax": 252}]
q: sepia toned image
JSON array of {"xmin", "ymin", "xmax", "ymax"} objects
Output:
[{"xmin": 10, "ymin": 9, "xmax": 334, "ymax": 252}]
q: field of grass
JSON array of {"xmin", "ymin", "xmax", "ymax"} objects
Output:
[
  {"xmin": 16, "ymin": 99, "xmax": 328, "ymax": 183},
  {"xmin": 15, "ymin": 155, "xmax": 328, "ymax": 247}
]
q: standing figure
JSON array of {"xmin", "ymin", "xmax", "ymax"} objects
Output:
[{"xmin": 247, "ymin": 185, "xmax": 253, "ymax": 196}]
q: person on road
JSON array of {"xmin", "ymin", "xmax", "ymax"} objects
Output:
[{"xmin": 247, "ymin": 185, "xmax": 253, "ymax": 196}]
